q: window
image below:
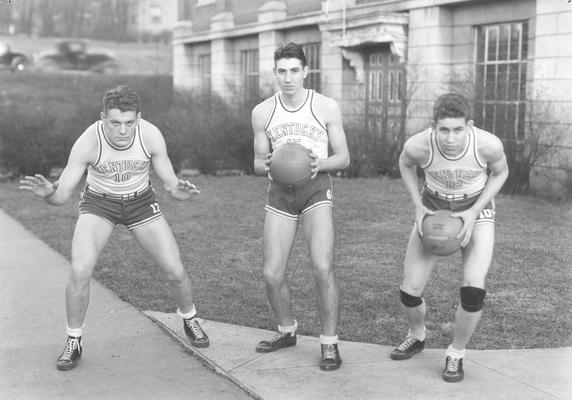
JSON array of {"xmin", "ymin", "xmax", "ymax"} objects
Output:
[
  {"xmin": 241, "ymin": 49, "xmax": 259, "ymax": 101},
  {"xmin": 368, "ymin": 71, "xmax": 383, "ymax": 102},
  {"xmin": 199, "ymin": 54, "xmax": 211, "ymax": 97},
  {"xmin": 150, "ymin": 5, "xmax": 162, "ymax": 24},
  {"xmin": 474, "ymin": 22, "xmax": 528, "ymax": 140},
  {"xmin": 388, "ymin": 71, "xmax": 403, "ymax": 103},
  {"xmin": 302, "ymin": 43, "xmax": 321, "ymax": 92}
]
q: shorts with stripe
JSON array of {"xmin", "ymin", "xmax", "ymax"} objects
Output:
[
  {"xmin": 265, "ymin": 173, "xmax": 333, "ymax": 221},
  {"xmin": 421, "ymin": 186, "xmax": 495, "ymax": 224},
  {"xmin": 79, "ymin": 184, "xmax": 163, "ymax": 230}
]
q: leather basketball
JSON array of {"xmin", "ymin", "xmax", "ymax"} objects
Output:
[
  {"xmin": 421, "ymin": 210, "xmax": 463, "ymax": 256},
  {"xmin": 269, "ymin": 143, "xmax": 312, "ymax": 186}
]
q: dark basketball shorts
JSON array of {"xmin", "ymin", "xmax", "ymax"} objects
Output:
[
  {"xmin": 79, "ymin": 184, "xmax": 163, "ymax": 230},
  {"xmin": 421, "ymin": 186, "xmax": 495, "ymax": 225},
  {"xmin": 265, "ymin": 173, "xmax": 333, "ymax": 221}
]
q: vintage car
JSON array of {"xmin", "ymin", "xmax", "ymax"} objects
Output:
[
  {"xmin": 34, "ymin": 40, "xmax": 120, "ymax": 74},
  {"xmin": 0, "ymin": 41, "xmax": 30, "ymax": 72}
]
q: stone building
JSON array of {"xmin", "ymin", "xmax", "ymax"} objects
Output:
[
  {"xmin": 128, "ymin": 0, "xmax": 179, "ymax": 41},
  {"xmin": 173, "ymin": 0, "xmax": 572, "ymax": 193}
]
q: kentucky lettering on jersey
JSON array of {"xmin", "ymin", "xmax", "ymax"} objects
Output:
[
  {"xmin": 265, "ymin": 89, "xmax": 329, "ymax": 159},
  {"xmin": 267, "ymin": 121, "xmax": 326, "ymax": 143},
  {"xmin": 92, "ymin": 159, "xmax": 149, "ymax": 175},
  {"xmin": 426, "ymin": 168, "xmax": 483, "ymax": 191},
  {"xmin": 422, "ymin": 126, "xmax": 488, "ymax": 196},
  {"xmin": 86, "ymin": 120, "xmax": 152, "ymax": 195}
]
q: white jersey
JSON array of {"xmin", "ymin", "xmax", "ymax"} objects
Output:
[
  {"xmin": 86, "ymin": 120, "xmax": 151, "ymax": 195},
  {"xmin": 421, "ymin": 126, "xmax": 488, "ymax": 196},
  {"xmin": 264, "ymin": 89, "xmax": 329, "ymax": 159}
]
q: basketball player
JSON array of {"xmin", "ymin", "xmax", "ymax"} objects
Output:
[
  {"xmin": 251, "ymin": 43, "xmax": 350, "ymax": 371},
  {"xmin": 19, "ymin": 85, "xmax": 209, "ymax": 371},
  {"xmin": 391, "ymin": 93, "xmax": 508, "ymax": 382}
]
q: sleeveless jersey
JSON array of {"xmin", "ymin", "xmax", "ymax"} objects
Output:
[
  {"xmin": 264, "ymin": 89, "xmax": 329, "ymax": 159},
  {"xmin": 86, "ymin": 120, "xmax": 151, "ymax": 195},
  {"xmin": 421, "ymin": 126, "xmax": 488, "ymax": 196}
]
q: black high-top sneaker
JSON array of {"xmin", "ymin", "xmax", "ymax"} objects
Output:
[
  {"xmin": 256, "ymin": 332, "xmax": 297, "ymax": 353},
  {"xmin": 56, "ymin": 336, "xmax": 82, "ymax": 371},
  {"xmin": 320, "ymin": 343, "xmax": 342, "ymax": 371},
  {"xmin": 390, "ymin": 337, "xmax": 425, "ymax": 360},
  {"xmin": 183, "ymin": 317, "xmax": 210, "ymax": 348},
  {"xmin": 443, "ymin": 356, "xmax": 464, "ymax": 382}
]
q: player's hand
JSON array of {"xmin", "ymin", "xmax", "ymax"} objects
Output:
[
  {"xmin": 309, "ymin": 151, "xmax": 320, "ymax": 179},
  {"xmin": 18, "ymin": 174, "xmax": 57, "ymax": 198},
  {"xmin": 264, "ymin": 153, "xmax": 273, "ymax": 180},
  {"xmin": 165, "ymin": 179, "xmax": 200, "ymax": 201},
  {"xmin": 415, "ymin": 205, "xmax": 435, "ymax": 237},
  {"xmin": 451, "ymin": 209, "xmax": 478, "ymax": 247}
]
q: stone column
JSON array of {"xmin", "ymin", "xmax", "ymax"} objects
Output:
[
  {"xmin": 529, "ymin": 2, "xmax": 572, "ymax": 194},
  {"xmin": 257, "ymin": 1, "xmax": 287, "ymax": 98},
  {"xmin": 407, "ymin": 6, "xmax": 454, "ymax": 132},
  {"xmin": 209, "ymin": 12, "xmax": 235, "ymax": 97}
]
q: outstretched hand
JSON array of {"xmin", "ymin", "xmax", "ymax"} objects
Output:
[
  {"xmin": 165, "ymin": 179, "xmax": 200, "ymax": 200},
  {"xmin": 19, "ymin": 174, "xmax": 58, "ymax": 198}
]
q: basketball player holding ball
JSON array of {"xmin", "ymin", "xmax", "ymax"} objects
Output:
[
  {"xmin": 251, "ymin": 42, "xmax": 350, "ymax": 371},
  {"xmin": 392, "ymin": 93, "xmax": 508, "ymax": 382}
]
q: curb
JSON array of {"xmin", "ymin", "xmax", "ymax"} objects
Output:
[{"xmin": 144, "ymin": 312, "xmax": 264, "ymax": 400}]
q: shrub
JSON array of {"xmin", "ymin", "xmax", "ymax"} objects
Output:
[
  {"xmin": 0, "ymin": 103, "xmax": 60, "ymax": 176},
  {"xmin": 160, "ymin": 91, "xmax": 254, "ymax": 174},
  {"xmin": 0, "ymin": 74, "xmax": 175, "ymax": 176},
  {"xmin": 501, "ymin": 99, "xmax": 567, "ymax": 195},
  {"xmin": 345, "ymin": 118, "xmax": 405, "ymax": 178},
  {"xmin": 0, "ymin": 73, "xmax": 255, "ymax": 177}
]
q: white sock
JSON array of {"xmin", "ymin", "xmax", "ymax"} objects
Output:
[
  {"xmin": 177, "ymin": 304, "xmax": 197, "ymax": 320},
  {"xmin": 319, "ymin": 334, "xmax": 339, "ymax": 345},
  {"xmin": 278, "ymin": 320, "xmax": 298, "ymax": 334},
  {"xmin": 446, "ymin": 345, "xmax": 466, "ymax": 359},
  {"xmin": 408, "ymin": 327, "xmax": 426, "ymax": 342},
  {"xmin": 67, "ymin": 326, "xmax": 83, "ymax": 338}
]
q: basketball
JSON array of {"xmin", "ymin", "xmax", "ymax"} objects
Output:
[
  {"xmin": 421, "ymin": 210, "xmax": 463, "ymax": 256},
  {"xmin": 269, "ymin": 143, "xmax": 312, "ymax": 186}
]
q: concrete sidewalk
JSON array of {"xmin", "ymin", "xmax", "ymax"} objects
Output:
[
  {"xmin": 1, "ymin": 208, "xmax": 571, "ymax": 400},
  {"xmin": 0, "ymin": 209, "xmax": 251, "ymax": 400}
]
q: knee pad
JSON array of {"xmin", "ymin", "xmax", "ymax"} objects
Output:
[
  {"xmin": 460, "ymin": 286, "xmax": 487, "ymax": 312},
  {"xmin": 400, "ymin": 289, "xmax": 423, "ymax": 307}
]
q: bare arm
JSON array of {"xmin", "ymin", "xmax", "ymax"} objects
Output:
[
  {"xmin": 251, "ymin": 100, "xmax": 273, "ymax": 177},
  {"xmin": 312, "ymin": 96, "xmax": 350, "ymax": 176},
  {"xmin": 399, "ymin": 131, "xmax": 432, "ymax": 236},
  {"xmin": 19, "ymin": 130, "xmax": 94, "ymax": 205},
  {"xmin": 453, "ymin": 132, "xmax": 508, "ymax": 245},
  {"xmin": 145, "ymin": 123, "xmax": 199, "ymax": 200}
]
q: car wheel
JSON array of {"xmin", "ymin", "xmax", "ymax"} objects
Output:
[{"xmin": 10, "ymin": 56, "xmax": 28, "ymax": 72}]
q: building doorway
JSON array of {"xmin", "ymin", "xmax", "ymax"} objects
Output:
[{"xmin": 364, "ymin": 44, "xmax": 406, "ymax": 175}]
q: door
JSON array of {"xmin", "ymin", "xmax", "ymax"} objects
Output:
[{"xmin": 365, "ymin": 45, "xmax": 405, "ymax": 174}]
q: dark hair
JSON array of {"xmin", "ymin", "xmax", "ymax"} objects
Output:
[
  {"xmin": 102, "ymin": 85, "xmax": 140, "ymax": 114},
  {"xmin": 274, "ymin": 42, "xmax": 307, "ymax": 67},
  {"xmin": 432, "ymin": 93, "xmax": 471, "ymax": 122}
]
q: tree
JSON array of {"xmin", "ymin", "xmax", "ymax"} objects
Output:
[{"xmin": 502, "ymin": 96, "xmax": 567, "ymax": 194}]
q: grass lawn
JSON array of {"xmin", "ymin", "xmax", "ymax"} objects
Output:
[{"xmin": 0, "ymin": 176, "xmax": 570, "ymax": 350}]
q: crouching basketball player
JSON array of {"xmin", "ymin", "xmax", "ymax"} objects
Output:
[
  {"xmin": 391, "ymin": 93, "xmax": 508, "ymax": 382},
  {"xmin": 251, "ymin": 43, "xmax": 350, "ymax": 371},
  {"xmin": 19, "ymin": 85, "xmax": 209, "ymax": 371}
]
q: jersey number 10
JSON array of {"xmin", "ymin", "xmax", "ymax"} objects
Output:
[{"xmin": 114, "ymin": 173, "xmax": 131, "ymax": 183}]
